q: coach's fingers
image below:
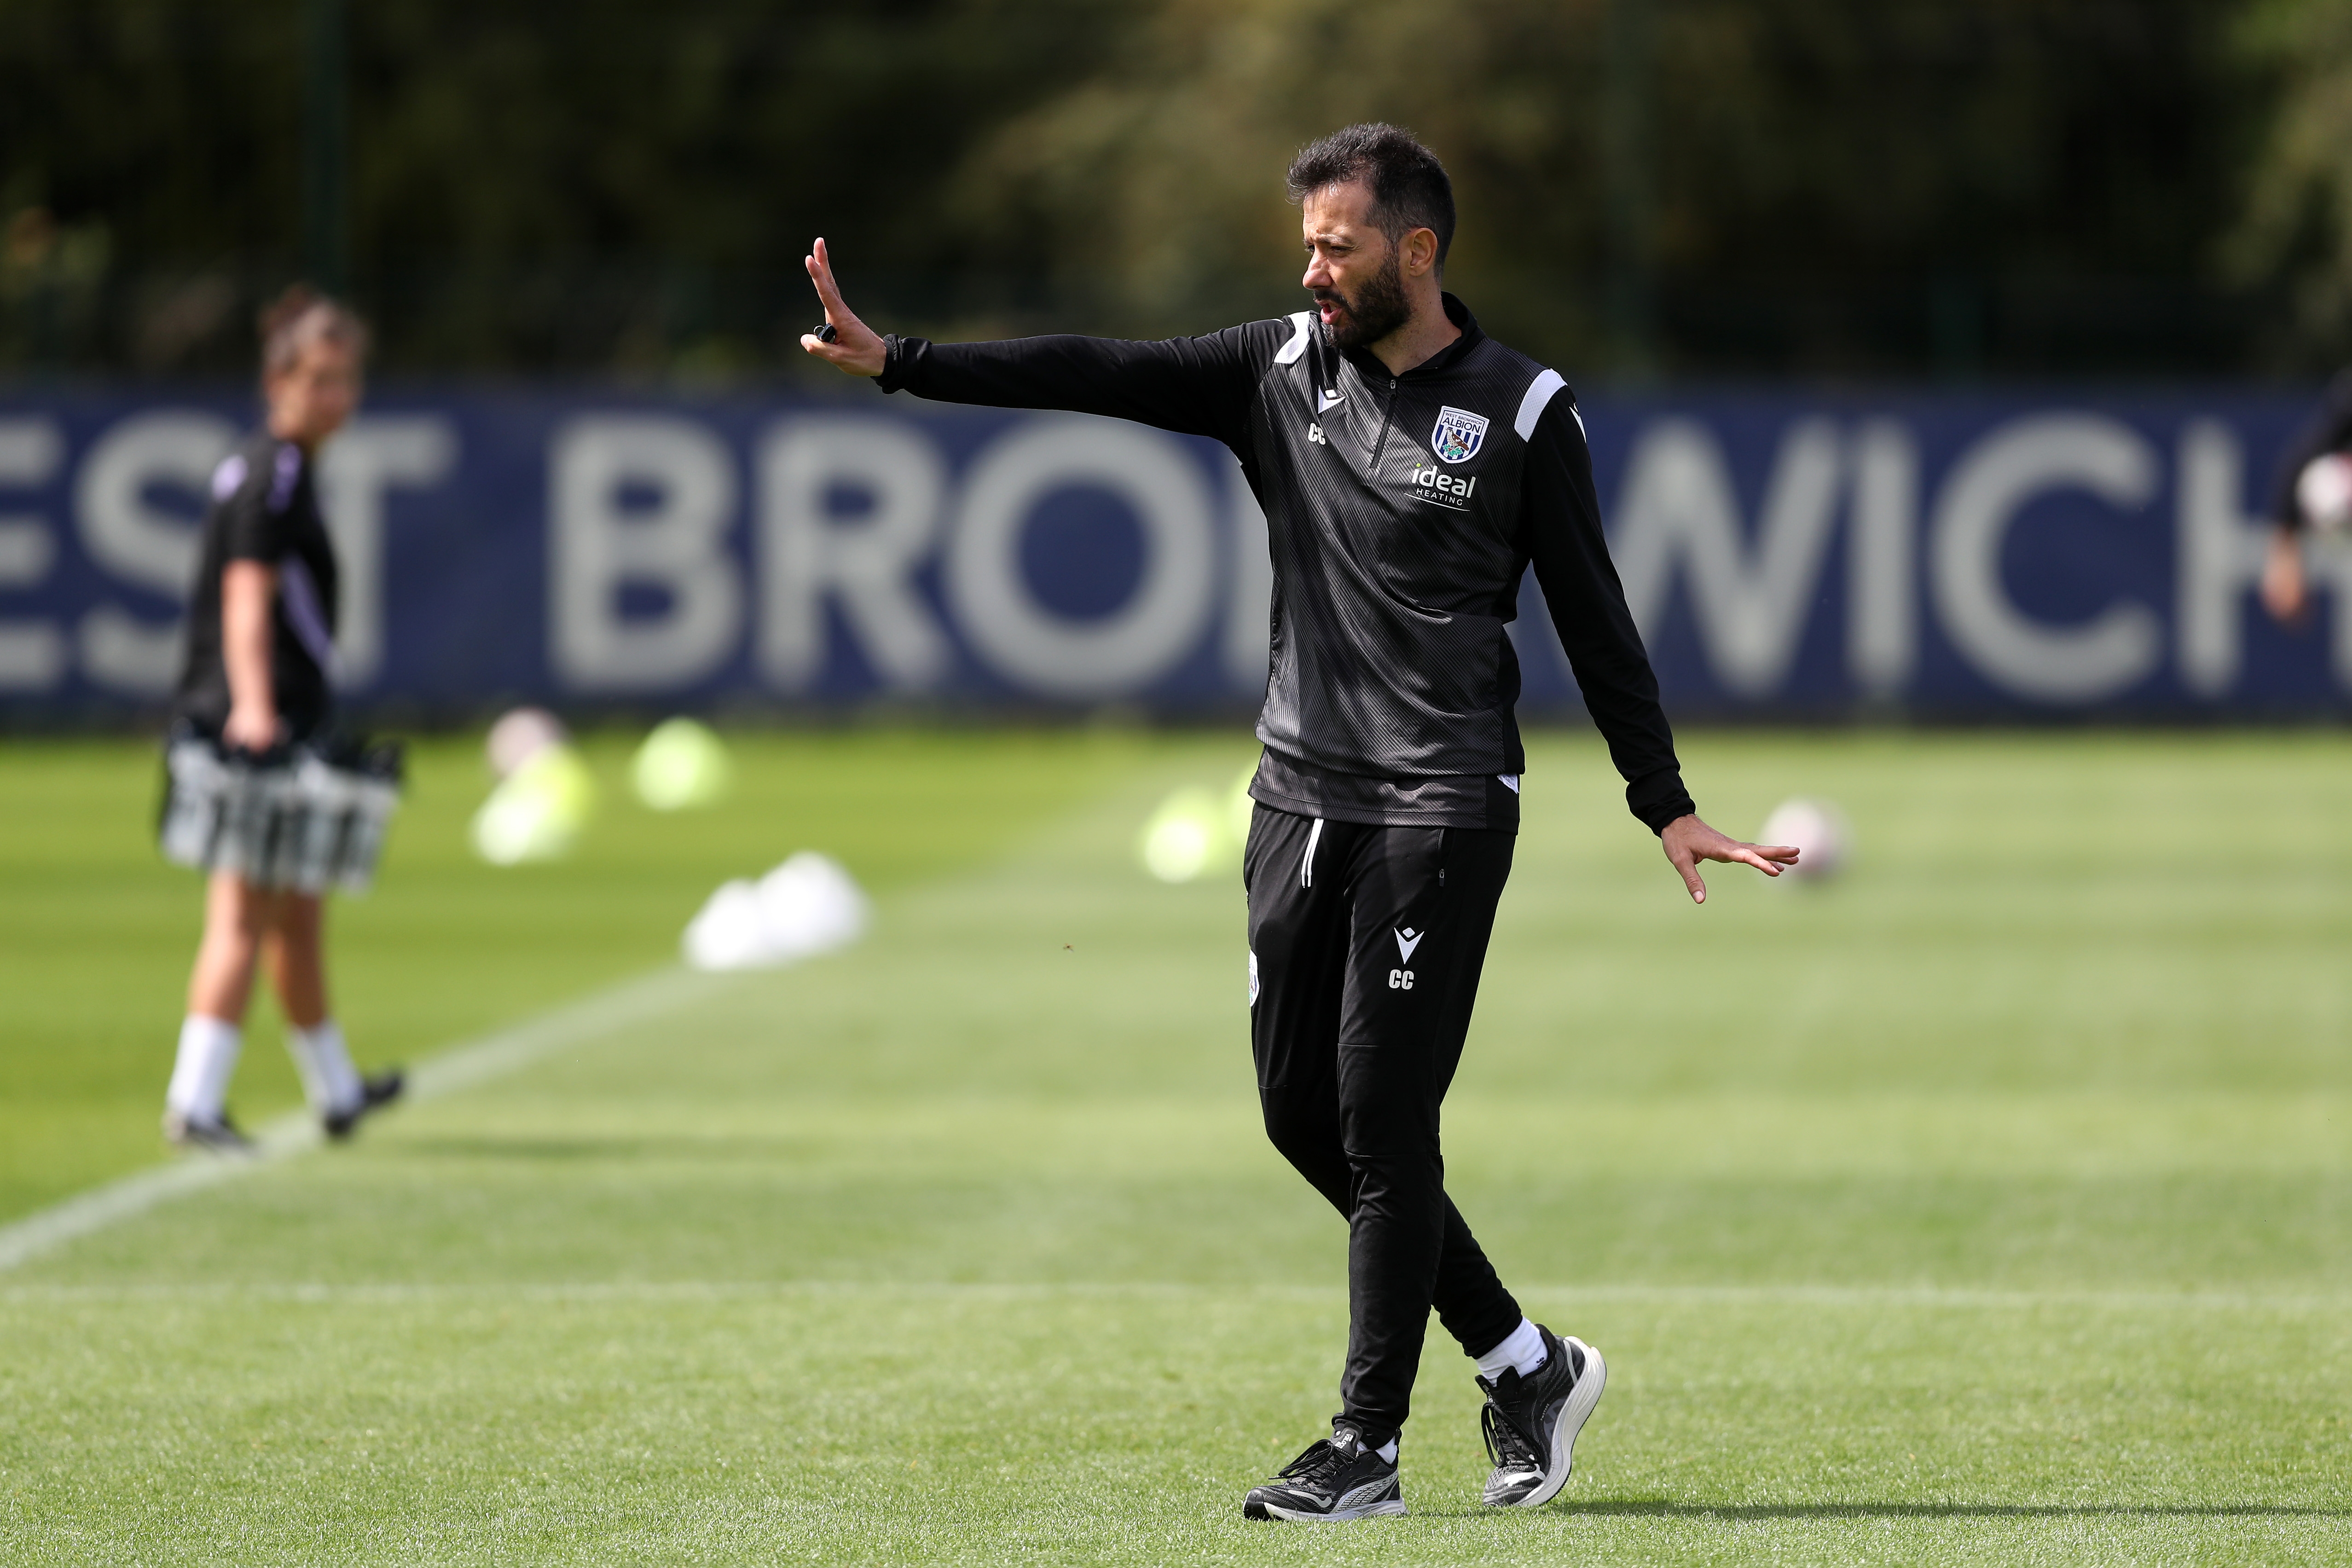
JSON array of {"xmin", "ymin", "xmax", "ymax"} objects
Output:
[
  {"xmin": 800, "ymin": 241, "xmax": 886, "ymax": 375},
  {"xmin": 1724, "ymin": 844, "xmax": 1789, "ymax": 876},
  {"xmin": 1666, "ymin": 843, "xmax": 1709, "ymax": 904},
  {"xmin": 806, "ymin": 240, "xmax": 843, "ymax": 310},
  {"xmin": 806, "ymin": 238, "xmax": 866, "ymax": 333},
  {"xmin": 796, "ymin": 326, "xmax": 860, "ymax": 366},
  {"xmin": 803, "ymin": 330, "xmax": 887, "ymax": 376}
]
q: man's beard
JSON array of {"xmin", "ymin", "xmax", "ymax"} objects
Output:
[{"xmin": 1318, "ymin": 249, "xmax": 1411, "ymax": 351}]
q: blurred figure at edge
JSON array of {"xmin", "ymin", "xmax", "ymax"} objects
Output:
[
  {"xmin": 2260, "ymin": 370, "xmax": 2352, "ymax": 623},
  {"xmin": 157, "ymin": 287, "xmax": 404, "ymax": 1151}
]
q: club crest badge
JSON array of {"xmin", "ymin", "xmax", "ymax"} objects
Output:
[{"xmin": 1431, "ymin": 405, "xmax": 1489, "ymax": 464}]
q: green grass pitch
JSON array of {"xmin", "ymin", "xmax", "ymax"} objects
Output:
[{"xmin": 1, "ymin": 726, "xmax": 2346, "ymax": 1564}]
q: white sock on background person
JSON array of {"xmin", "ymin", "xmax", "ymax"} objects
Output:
[
  {"xmin": 1476, "ymin": 1318, "xmax": 1548, "ymax": 1382},
  {"xmin": 286, "ymin": 1018, "xmax": 364, "ymax": 1116},
  {"xmin": 165, "ymin": 1015, "xmax": 243, "ymax": 1123}
]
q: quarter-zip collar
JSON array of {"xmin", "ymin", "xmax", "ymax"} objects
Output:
[{"xmin": 1338, "ymin": 292, "xmax": 1484, "ymax": 383}]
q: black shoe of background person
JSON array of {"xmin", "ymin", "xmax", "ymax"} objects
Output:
[
  {"xmin": 324, "ymin": 1070, "xmax": 405, "ymax": 1141},
  {"xmin": 162, "ymin": 1109, "xmax": 256, "ymax": 1154},
  {"xmin": 1241, "ymin": 1421, "xmax": 1407, "ymax": 1522},
  {"xmin": 1478, "ymin": 1325, "xmax": 1607, "ymax": 1508}
]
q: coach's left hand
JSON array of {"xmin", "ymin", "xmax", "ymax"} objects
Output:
[
  {"xmin": 1661, "ymin": 814, "xmax": 1797, "ymax": 904},
  {"xmin": 799, "ymin": 238, "xmax": 889, "ymax": 377}
]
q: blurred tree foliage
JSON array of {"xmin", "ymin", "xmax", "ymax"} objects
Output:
[
  {"xmin": 0, "ymin": 0, "xmax": 1124, "ymax": 376},
  {"xmin": 956, "ymin": 0, "xmax": 2269, "ymax": 376},
  {"xmin": 2230, "ymin": 0, "xmax": 2352, "ymax": 358},
  {"xmin": 0, "ymin": 0, "xmax": 2324, "ymax": 379}
]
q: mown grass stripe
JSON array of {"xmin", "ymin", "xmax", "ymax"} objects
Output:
[
  {"xmin": 0, "ymin": 964, "xmax": 721, "ymax": 1274},
  {"xmin": 3, "ymin": 1279, "xmax": 2343, "ymax": 1311}
]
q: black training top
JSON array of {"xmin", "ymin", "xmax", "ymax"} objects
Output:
[
  {"xmin": 878, "ymin": 294, "xmax": 1695, "ymax": 834},
  {"xmin": 2270, "ymin": 369, "xmax": 2352, "ymax": 531},
  {"xmin": 172, "ymin": 430, "xmax": 340, "ymax": 741}
]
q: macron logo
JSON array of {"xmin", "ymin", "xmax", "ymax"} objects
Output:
[
  {"xmin": 1317, "ymin": 388, "xmax": 1346, "ymax": 414},
  {"xmin": 1394, "ymin": 927, "xmax": 1424, "ymax": 964}
]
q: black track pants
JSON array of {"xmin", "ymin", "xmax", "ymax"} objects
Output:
[{"xmin": 1244, "ymin": 804, "xmax": 1524, "ymax": 1447}]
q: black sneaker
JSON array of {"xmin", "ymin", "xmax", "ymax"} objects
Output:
[
  {"xmin": 1242, "ymin": 1422, "xmax": 1407, "ymax": 1522},
  {"xmin": 162, "ymin": 1109, "xmax": 256, "ymax": 1154},
  {"xmin": 1478, "ymin": 1325, "xmax": 1606, "ymax": 1508},
  {"xmin": 323, "ymin": 1070, "xmax": 404, "ymax": 1141}
]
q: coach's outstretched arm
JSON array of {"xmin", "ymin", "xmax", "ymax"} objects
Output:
[
  {"xmin": 1521, "ymin": 395, "xmax": 1796, "ymax": 905},
  {"xmin": 799, "ymin": 239, "xmax": 1259, "ymax": 442}
]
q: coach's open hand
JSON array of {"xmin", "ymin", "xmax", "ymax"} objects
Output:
[
  {"xmin": 1661, "ymin": 814, "xmax": 1797, "ymax": 904},
  {"xmin": 800, "ymin": 239, "xmax": 888, "ymax": 377}
]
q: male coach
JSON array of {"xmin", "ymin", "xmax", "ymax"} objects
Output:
[{"xmin": 801, "ymin": 123, "xmax": 1796, "ymax": 1522}]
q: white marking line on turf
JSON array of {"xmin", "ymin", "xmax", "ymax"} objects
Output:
[
  {"xmin": 1517, "ymin": 1283, "xmax": 2352, "ymax": 1313},
  {"xmin": 0, "ymin": 965, "xmax": 725, "ymax": 1276},
  {"xmin": 2, "ymin": 1281, "xmax": 2344, "ymax": 1312}
]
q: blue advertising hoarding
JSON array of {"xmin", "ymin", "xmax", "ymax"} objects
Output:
[{"xmin": 0, "ymin": 384, "xmax": 2336, "ymax": 721}]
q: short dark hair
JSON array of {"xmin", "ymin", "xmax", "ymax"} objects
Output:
[
  {"xmin": 1286, "ymin": 123, "xmax": 1456, "ymax": 268},
  {"xmin": 257, "ymin": 283, "xmax": 368, "ymax": 380}
]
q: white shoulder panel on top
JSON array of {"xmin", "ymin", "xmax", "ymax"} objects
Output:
[
  {"xmin": 1274, "ymin": 312, "xmax": 1315, "ymax": 365},
  {"xmin": 1513, "ymin": 368, "xmax": 1567, "ymax": 440}
]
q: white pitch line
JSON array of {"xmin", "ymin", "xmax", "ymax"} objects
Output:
[
  {"xmin": 0, "ymin": 1116, "xmax": 319, "ymax": 1277},
  {"xmin": 402, "ymin": 964, "xmax": 721, "ymax": 1105},
  {"xmin": 0, "ymin": 964, "xmax": 725, "ymax": 1275},
  {"xmin": 1515, "ymin": 1282, "xmax": 2352, "ymax": 1313}
]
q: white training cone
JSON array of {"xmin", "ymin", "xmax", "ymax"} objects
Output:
[
  {"xmin": 683, "ymin": 852, "xmax": 869, "ymax": 971},
  {"xmin": 680, "ymin": 879, "xmax": 770, "ymax": 971}
]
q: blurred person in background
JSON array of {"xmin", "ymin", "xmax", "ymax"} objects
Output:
[
  {"xmin": 802, "ymin": 124, "xmax": 1795, "ymax": 1522},
  {"xmin": 156, "ymin": 287, "xmax": 405, "ymax": 1151},
  {"xmin": 2259, "ymin": 369, "xmax": 2352, "ymax": 623}
]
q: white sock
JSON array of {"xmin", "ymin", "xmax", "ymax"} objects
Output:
[
  {"xmin": 1475, "ymin": 1318, "xmax": 1548, "ymax": 1382},
  {"xmin": 165, "ymin": 1016, "xmax": 243, "ymax": 1122},
  {"xmin": 286, "ymin": 1018, "xmax": 364, "ymax": 1116},
  {"xmin": 1375, "ymin": 1438, "xmax": 1398, "ymax": 1464}
]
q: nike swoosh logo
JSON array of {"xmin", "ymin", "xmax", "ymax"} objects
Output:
[{"xmin": 1317, "ymin": 389, "xmax": 1345, "ymax": 413}]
